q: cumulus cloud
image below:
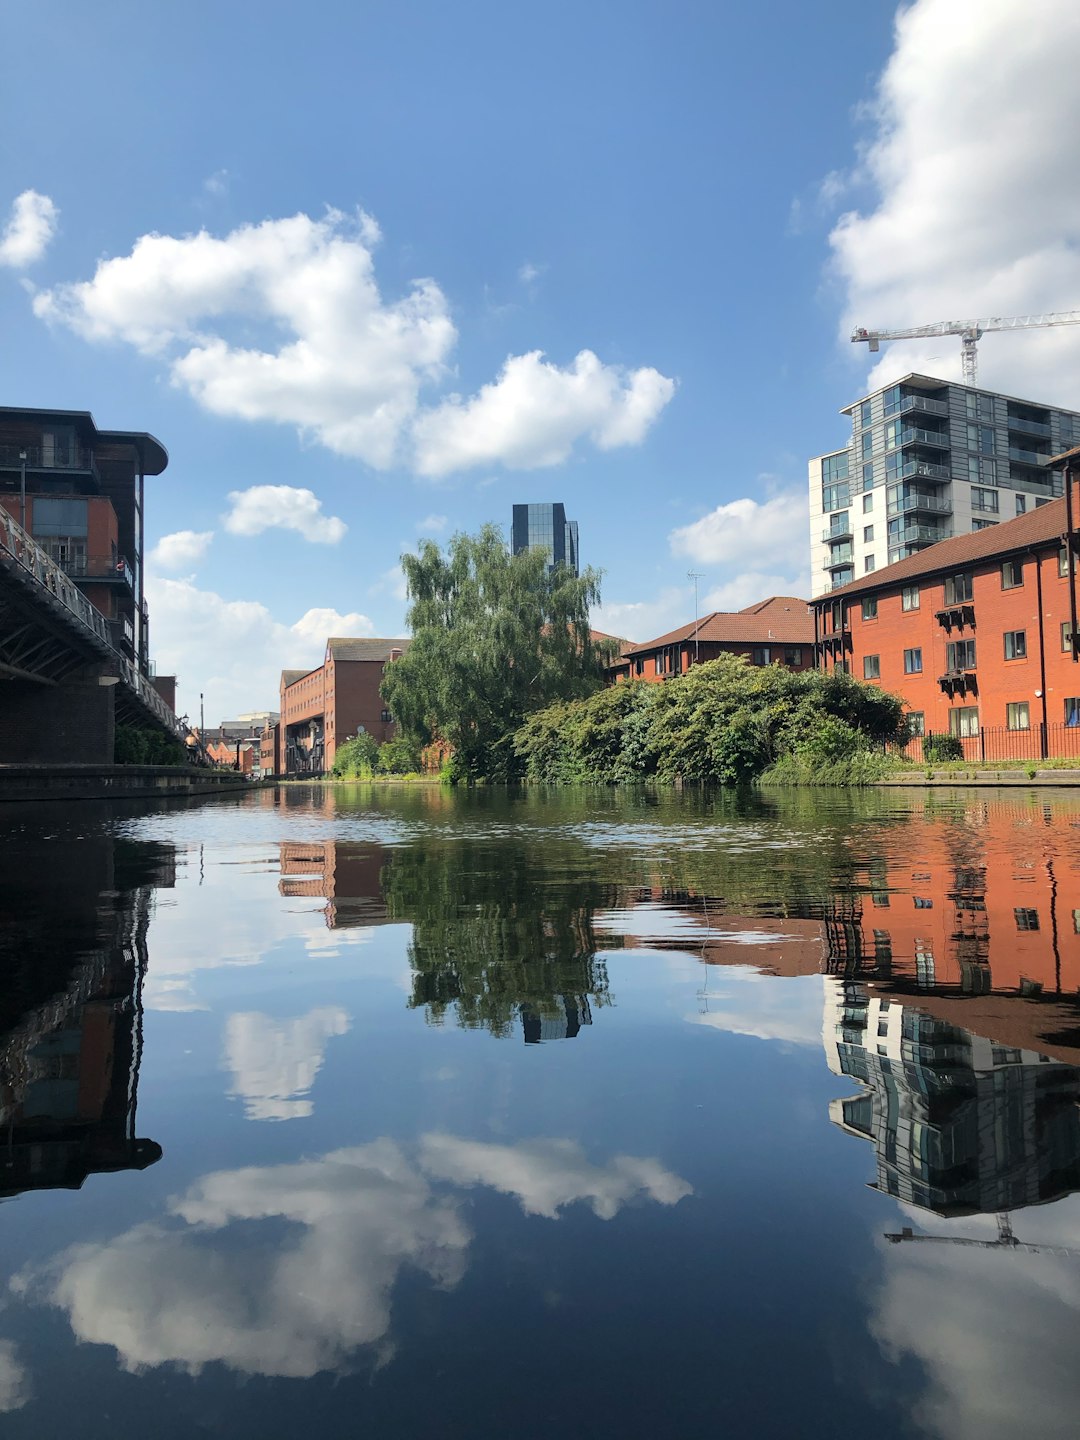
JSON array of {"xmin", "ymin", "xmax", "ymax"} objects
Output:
[
  {"xmin": 413, "ymin": 350, "xmax": 675, "ymax": 477},
  {"xmin": 591, "ymin": 587, "xmax": 690, "ymax": 646},
  {"xmin": 701, "ymin": 571, "xmax": 812, "ymax": 612},
  {"xmin": 418, "ymin": 1134, "xmax": 692, "ymax": 1220},
  {"xmin": 32, "ymin": 207, "xmax": 673, "ymax": 474},
  {"xmin": 17, "ymin": 1137, "xmax": 689, "ymax": 1379},
  {"xmin": 148, "ymin": 529, "xmax": 213, "ymax": 572},
  {"xmin": 871, "ymin": 1200, "xmax": 1080, "ymax": 1440},
  {"xmin": 417, "ymin": 513, "xmax": 447, "ymax": 534},
  {"xmin": 224, "ymin": 1008, "xmax": 350, "ymax": 1120},
  {"xmin": 690, "ymin": 972, "xmax": 827, "ymax": 1048},
  {"xmin": 0, "ymin": 190, "xmax": 58, "ymax": 268},
  {"xmin": 669, "ymin": 488, "xmax": 808, "ymax": 571},
  {"xmin": 222, "ymin": 484, "xmax": 346, "ymax": 544},
  {"xmin": 0, "ymin": 1341, "xmax": 30, "ymax": 1412},
  {"xmin": 144, "ymin": 572, "xmax": 374, "ymax": 719},
  {"xmin": 830, "ymin": 0, "xmax": 1080, "ymax": 401}
]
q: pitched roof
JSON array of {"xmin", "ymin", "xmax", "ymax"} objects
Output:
[
  {"xmin": 820, "ymin": 494, "xmax": 1071, "ymax": 604},
  {"xmin": 326, "ymin": 637, "xmax": 411, "ymax": 662},
  {"xmin": 280, "ymin": 669, "xmax": 308, "ymax": 687},
  {"xmin": 621, "ymin": 597, "xmax": 813, "ymax": 656}
]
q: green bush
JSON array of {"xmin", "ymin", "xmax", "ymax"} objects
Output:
[
  {"xmin": 332, "ymin": 733, "xmax": 380, "ymax": 777},
  {"xmin": 114, "ymin": 724, "xmax": 187, "ymax": 766},
  {"xmin": 376, "ymin": 735, "xmax": 423, "ymax": 774},
  {"xmin": 922, "ymin": 733, "xmax": 964, "ymax": 763}
]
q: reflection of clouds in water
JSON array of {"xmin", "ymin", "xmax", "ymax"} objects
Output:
[
  {"xmin": 16, "ymin": 1137, "xmax": 690, "ymax": 1380},
  {"xmin": 872, "ymin": 1200, "xmax": 1080, "ymax": 1440},
  {"xmin": 420, "ymin": 1134, "xmax": 692, "ymax": 1219},
  {"xmin": 595, "ymin": 904, "xmax": 805, "ymax": 944},
  {"xmin": 690, "ymin": 970, "xmax": 825, "ymax": 1048},
  {"xmin": 0, "ymin": 1341, "xmax": 30, "ymax": 1412},
  {"xmin": 224, "ymin": 1008, "xmax": 350, "ymax": 1120}
]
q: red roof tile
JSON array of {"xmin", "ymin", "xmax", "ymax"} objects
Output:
[{"xmin": 621, "ymin": 596, "xmax": 814, "ymax": 656}]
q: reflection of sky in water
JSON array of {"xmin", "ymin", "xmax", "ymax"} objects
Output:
[{"xmin": 3, "ymin": 788, "xmax": 1080, "ymax": 1436}]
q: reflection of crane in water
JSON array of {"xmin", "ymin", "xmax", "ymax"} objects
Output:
[{"xmin": 886, "ymin": 1214, "xmax": 1080, "ymax": 1258}]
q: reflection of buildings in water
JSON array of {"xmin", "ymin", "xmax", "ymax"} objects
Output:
[
  {"xmin": 0, "ymin": 880, "xmax": 165, "ymax": 1198},
  {"xmin": 823, "ymin": 979, "xmax": 1080, "ymax": 1217},
  {"xmin": 278, "ymin": 841, "xmax": 389, "ymax": 928},
  {"xmin": 521, "ymin": 995, "xmax": 592, "ymax": 1044}
]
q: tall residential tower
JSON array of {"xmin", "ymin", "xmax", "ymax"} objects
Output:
[{"xmin": 808, "ymin": 374, "xmax": 1080, "ymax": 596}]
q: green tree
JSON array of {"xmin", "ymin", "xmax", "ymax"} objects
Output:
[{"xmin": 380, "ymin": 524, "xmax": 610, "ymax": 781}]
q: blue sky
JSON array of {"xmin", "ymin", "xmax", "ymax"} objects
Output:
[{"xmin": 4, "ymin": 0, "xmax": 1079, "ymax": 719}]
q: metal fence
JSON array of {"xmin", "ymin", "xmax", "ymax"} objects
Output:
[{"xmin": 890, "ymin": 723, "xmax": 1080, "ymax": 764}]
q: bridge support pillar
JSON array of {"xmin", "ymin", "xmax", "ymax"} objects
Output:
[{"xmin": 0, "ymin": 664, "xmax": 116, "ymax": 764}]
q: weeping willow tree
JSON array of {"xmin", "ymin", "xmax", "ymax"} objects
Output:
[{"xmin": 380, "ymin": 524, "xmax": 612, "ymax": 781}]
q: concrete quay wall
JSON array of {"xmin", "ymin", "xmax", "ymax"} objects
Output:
[{"xmin": 0, "ymin": 765, "xmax": 259, "ymax": 803}]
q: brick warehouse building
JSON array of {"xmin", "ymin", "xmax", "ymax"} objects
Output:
[
  {"xmin": 279, "ymin": 637, "xmax": 410, "ymax": 775},
  {"xmin": 608, "ymin": 597, "xmax": 815, "ymax": 682},
  {"xmin": 812, "ymin": 448, "xmax": 1080, "ymax": 759}
]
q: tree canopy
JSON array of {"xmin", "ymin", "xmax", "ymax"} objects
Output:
[{"xmin": 380, "ymin": 524, "xmax": 611, "ymax": 781}]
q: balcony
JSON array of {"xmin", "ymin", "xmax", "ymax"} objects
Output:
[
  {"xmin": 0, "ymin": 441, "xmax": 98, "ymax": 480},
  {"xmin": 55, "ymin": 555, "xmax": 135, "ymax": 592},
  {"xmin": 938, "ymin": 668, "xmax": 977, "ymax": 697},
  {"xmin": 888, "ymin": 523, "xmax": 951, "ymax": 548},
  {"xmin": 899, "ymin": 394, "xmax": 949, "ymax": 417},
  {"xmin": 935, "ymin": 602, "xmax": 976, "ymax": 631},
  {"xmin": 896, "ymin": 427, "xmax": 950, "ymax": 449},
  {"xmin": 1008, "ymin": 445, "xmax": 1050, "ymax": 465},
  {"xmin": 887, "ymin": 494, "xmax": 952, "ymax": 518},
  {"xmin": 893, "ymin": 460, "xmax": 950, "ymax": 483},
  {"xmin": 1007, "ymin": 413, "xmax": 1051, "ymax": 438},
  {"xmin": 824, "ymin": 546, "xmax": 854, "ymax": 569},
  {"xmin": 821, "ymin": 521, "xmax": 854, "ymax": 543}
]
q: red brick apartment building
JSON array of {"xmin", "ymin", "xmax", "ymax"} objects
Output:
[
  {"xmin": 813, "ymin": 449, "xmax": 1080, "ymax": 758},
  {"xmin": 279, "ymin": 637, "xmax": 410, "ymax": 775},
  {"xmin": 608, "ymin": 597, "xmax": 815, "ymax": 682}
]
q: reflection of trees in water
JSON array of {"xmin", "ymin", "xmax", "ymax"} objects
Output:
[{"xmin": 382, "ymin": 841, "xmax": 615, "ymax": 1038}]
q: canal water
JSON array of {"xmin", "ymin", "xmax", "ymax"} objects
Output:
[{"xmin": 2, "ymin": 784, "xmax": 1080, "ymax": 1438}]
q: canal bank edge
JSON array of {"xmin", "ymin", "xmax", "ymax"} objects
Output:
[{"xmin": 0, "ymin": 765, "xmax": 263, "ymax": 802}]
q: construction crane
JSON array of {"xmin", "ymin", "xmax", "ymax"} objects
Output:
[
  {"xmin": 885, "ymin": 1213, "xmax": 1080, "ymax": 1259},
  {"xmin": 851, "ymin": 310, "xmax": 1080, "ymax": 385}
]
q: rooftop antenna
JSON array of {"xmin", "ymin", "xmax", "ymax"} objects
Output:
[{"xmin": 687, "ymin": 571, "xmax": 703, "ymax": 666}]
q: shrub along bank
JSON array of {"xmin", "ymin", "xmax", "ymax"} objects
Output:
[
  {"xmin": 331, "ymin": 733, "xmax": 424, "ymax": 779},
  {"xmin": 513, "ymin": 654, "xmax": 907, "ymax": 786}
]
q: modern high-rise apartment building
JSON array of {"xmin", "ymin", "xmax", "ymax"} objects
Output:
[
  {"xmin": 808, "ymin": 373, "xmax": 1080, "ymax": 596},
  {"xmin": 512, "ymin": 502, "xmax": 579, "ymax": 575}
]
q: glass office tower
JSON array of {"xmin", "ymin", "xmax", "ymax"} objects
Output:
[{"xmin": 511, "ymin": 502, "xmax": 579, "ymax": 575}]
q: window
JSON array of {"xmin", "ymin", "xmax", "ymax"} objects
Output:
[
  {"xmin": 31, "ymin": 497, "xmax": 89, "ymax": 537},
  {"xmin": 1060, "ymin": 546, "xmax": 1073, "ymax": 577},
  {"xmin": 972, "ymin": 519, "xmax": 998, "ymax": 531},
  {"xmin": 862, "ymin": 463, "xmax": 874, "ymax": 491},
  {"xmin": 946, "ymin": 639, "xmax": 977, "ymax": 670},
  {"xmin": 381, "ymin": 709, "xmax": 393, "ymax": 724},
  {"xmin": 1062, "ymin": 623, "xmax": 1075, "ymax": 653},
  {"xmin": 1001, "ymin": 559, "xmax": 1023, "ymax": 589},
  {"xmin": 967, "ymin": 423, "xmax": 995, "ymax": 455},
  {"xmin": 752, "ymin": 646, "xmax": 771, "ymax": 666},
  {"xmin": 864, "ymin": 556, "xmax": 876, "ymax": 574},
  {"xmin": 1006, "ymin": 701, "xmax": 1030, "ymax": 730},
  {"xmin": 883, "ymin": 384, "xmax": 902, "ymax": 417},
  {"xmin": 861, "ymin": 597, "xmax": 878, "ymax": 620},
  {"xmin": 827, "ymin": 510, "xmax": 850, "ymax": 537},
  {"xmin": 949, "ymin": 707, "xmax": 980, "ymax": 738},
  {"xmin": 1014, "ymin": 908, "xmax": 1040, "ymax": 931},
  {"xmin": 861, "ymin": 430, "xmax": 874, "ymax": 460},
  {"xmin": 944, "ymin": 572, "xmax": 973, "ymax": 604},
  {"xmin": 965, "ymin": 392, "xmax": 994, "ymax": 421},
  {"xmin": 1015, "ymin": 494, "xmax": 1027, "ymax": 515},
  {"xmin": 822, "ymin": 483, "xmax": 849, "ymax": 513},
  {"xmin": 784, "ymin": 647, "xmax": 802, "ymax": 666},
  {"xmin": 859, "ymin": 400, "xmax": 872, "ymax": 429},
  {"xmin": 968, "ymin": 454, "xmax": 997, "ymax": 485},
  {"xmin": 1004, "ymin": 630, "xmax": 1026, "ymax": 660},
  {"xmin": 1066, "ymin": 698, "xmax": 1080, "ymax": 726},
  {"xmin": 902, "ymin": 585, "xmax": 920, "ymax": 611},
  {"xmin": 862, "ymin": 492, "xmax": 873, "ymax": 513},
  {"xmin": 904, "ymin": 648, "xmax": 923, "ymax": 674},
  {"xmin": 913, "ymin": 897, "xmax": 933, "ymax": 909},
  {"xmin": 907, "ymin": 711, "xmax": 925, "ymax": 736},
  {"xmin": 863, "ymin": 525, "xmax": 874, "ymax": 544},
  {"xmin": 863, "ymin": 655, "xmax": 881, "ymax": 680},
  {"xmin": 972, "ymin": 487, "xmax": 999, "ymax": 513}
]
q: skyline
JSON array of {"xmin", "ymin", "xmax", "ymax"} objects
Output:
[{"xmin": 3, "ymin": 0, "xmax": 1080, "ymax": 718}]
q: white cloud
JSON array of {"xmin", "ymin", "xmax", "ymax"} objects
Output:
[
  {"xmin": 145, "ymin": 572, "xmax": 374, "ymax": 720},
  {"xmin": 669, "ymin": 488, "xmax": 808, "ymax": 571},
  {"xmin": 148, "ymin": 529, "xmax": 213, "ymax": 572},
  {"xmin": 518, "ymin": 261, "xmax": 546, "ymax": 285},
  {"xmin": 701, "ymin": 571, "xmax": 811, "ymax": 612},
  {"xmin": 417, "ymin": 513, "xmax": 447, "ymax": 534},
  {"xmin": 591, "ymin": 587, "xmax": 690, "ymax": 645},
  {"xmin": 222, "ymin": 484, "xmax": 346, "ymax": 544},
  {"xmin": 412, "ymin": 349, "xmax": 676, "ymax": 476},
  {"xmin": 32, "ymin": 207, "xmax": 674, "ymax": 474},
  {"xmin": 202, "ymin": 169, "xmax": 229, "ymax": 197},
  {"xmin": 0, "ymin": 190, "xmax": 58, "ymax": 269},
  {"xmin": 418, "ymin": 1134, "xmax": 692, "ymax": 1220},
  {"xmin": 0, "ymin": 1341, "xmax": 30, "ymax": 1412},
  {"xmin": 871, "ymin": 1199, "xmax": 1080, "ymax": 1440},
  {"xmin": 17, "ymin": 1136, "xmax": 689, "ymax": 1379},
  {"xmin": 830, "ymin": 0, "xmax": 1080, "ymax": 402},
  {"xmin": 223, "ymin": 1007, "xmax": 350, "ymax": 1120},
  {"xmin": 690, "ymin": 972, "xmax": 827, "ymax": 1048}
]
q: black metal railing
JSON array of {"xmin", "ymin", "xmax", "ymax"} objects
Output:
[{"xmin": 889, "ymin": 723, "xmax": 1080, "ymax": 764}]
